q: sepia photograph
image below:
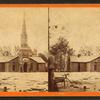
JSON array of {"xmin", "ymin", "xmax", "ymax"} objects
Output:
[
  {"xmin": 0, "ymin": 8, "xmax": 48, "ymax": 92},
  {"xmin": 48, "ymin": 8, "xmax": 100, "ymax": 92},
  {"xmin": 1, "ymin": 6, "xmax": 100, "ymax": 94}
]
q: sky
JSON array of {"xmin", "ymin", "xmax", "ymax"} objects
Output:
[
  {"xmin": 49, "ymin": 8, "xmax": 100, "ymax": 54},
  {"xmin": 1, "ymin": 8, "xmax": 100, "ymax": 55},
  {"xmin": 0, "ymin": 8, "xmax": 48, "ymax": 54}
]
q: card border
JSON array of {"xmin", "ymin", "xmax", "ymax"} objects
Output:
[{"xmin": 0, "ymin": 4, "xmax": 100, "ymax": 96}]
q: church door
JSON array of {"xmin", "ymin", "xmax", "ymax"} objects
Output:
[{"xmin": 23, "ymin": 63, "xmax": 27, "ymax": 72}]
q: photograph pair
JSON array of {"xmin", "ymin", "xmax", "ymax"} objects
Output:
[{"xmin": 0, "ymin": 7, "xmax": 99, "ymax": 93}]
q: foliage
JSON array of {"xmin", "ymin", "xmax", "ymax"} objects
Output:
[
  {"xmin": 95, "ymin": 46, "xmax": 100, "ymax": 55},
  {"xmin": 13, "ymin": 46, "xmax": 20, "ymax": 56},
  {"xmin": 50, "ymin": 36, "xmax": 75, "ymax": 71},
  {"xmin": 79, "ymin": 46, "xmax": 93, "ymax": 56},
  {"xmin": 0, "ymin": 46, "xmax": 20, "ymax": 56},
  {"xmin": 50, "ymin": 37, "xmax": 74, "ymax": 56},
  {"xmin": 0, "ymin": 46, "xmax": 12, "ymax": 56}
]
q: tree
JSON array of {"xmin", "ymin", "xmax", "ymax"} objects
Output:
[
  {"xmin": 13, "ymin": 46, "xmax": 20, "ymax": 56},
  {"xmin": 0, "ymin": 45, "xmax": 20, "ymax": 56},
  {"xmin": 95, "ymin": 46, "xmax": 100, "ymax": 55},
  {"xmin": 0, "ymin": 46, "xmax": 12, "ymax": 56},
  {"xmin": 67, "ymin": 48, "xmax": 75, "ymax": 72},
  {"xmin": 50, "ymin": 36, "xmax": 75, "ymax": 72},
  {"xmin": 79, "ymin": 46, "xmax": 93, "ymax": 56},
  {"xmin": 50, "ymin": 37, "xmax": 69, "ymax": 56}
]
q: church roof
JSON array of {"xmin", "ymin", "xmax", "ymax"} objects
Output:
[
  {"xmin": 70, "ymin": 55, "xmax": 100, "ymax": 63},
  {"xmin": 30, "ymin": 56, "xmax": 45, "ymax": 63},
  {"xmin": 0, "ymin": 56, "xmax": 17, "ymax": 63}
]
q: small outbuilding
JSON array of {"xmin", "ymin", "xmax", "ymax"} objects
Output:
[
  {"xmin": 69, "ymin": 55, "xmax": 100, "ymax": 72},
  {"xmin": 0, "ymin": 56, "xmax": 46, "ymax": 72}
]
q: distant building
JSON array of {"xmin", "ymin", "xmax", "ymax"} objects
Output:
[
  {"xmin": 69, "ymin": 55, "xmax": 100, "ymax": 72},
  {"xmin": 0, "ymin": 15, "xmax": 46, "ymax": 72}
]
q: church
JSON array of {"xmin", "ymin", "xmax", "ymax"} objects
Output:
[{"xmin": 0, "ymin": 15, "xmax": 47, "ymax": 72}]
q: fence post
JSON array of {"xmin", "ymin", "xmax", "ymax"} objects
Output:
[{"xmin": 3, "ymin": 87, "xmax": 8, "ymax": 92}]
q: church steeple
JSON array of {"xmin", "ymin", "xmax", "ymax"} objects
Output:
[
  {"xmin": 19, "ymin": 13, "xmax": 36, "ymax": 58},
  {"xmin": 21, "ymin": 13, "xmax": 28, "ymax": 48}
]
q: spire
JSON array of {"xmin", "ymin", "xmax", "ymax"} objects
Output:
[
  {"xmin": 22, "ymin": 12, "xmax": 26, "ymax": 34},
  {"xmin": 21, "ymin": 12, "xmax": 28, "ymax": 48}
]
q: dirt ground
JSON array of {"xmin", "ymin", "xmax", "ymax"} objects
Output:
[
  {"xmin": 55, "ymin": 72, "xmax": 100, "ymax": 92},
  {"xmin": 1, "ymin": 72, "xmax": 100, "ymax": 92},
  {"xmin": 0, "ymin": 72, "xmax": 48, "ymax": 92}
]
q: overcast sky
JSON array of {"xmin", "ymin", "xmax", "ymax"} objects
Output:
[
  {"xmin": 0, "ymin": 8, "xmax": 48, "ymax": 54},
  {"xmin": 50, "ymin": 8, "xmax": 100, "ymax": 54},
  {"xmin": 1, "ymin": 8, "xmax": 100, "ymax": 54}
]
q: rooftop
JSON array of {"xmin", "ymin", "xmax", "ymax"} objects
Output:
[
  {"xmin": 30, "ymin": 56, "xmax": 45, "ymax": 63},
  {"xmin": 70, "ymin": 55, "xmax": 100, "ymax": 63},
  {"xmin": 0, "ymin": 56, "xmax": 17, "ymax": 63}
]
